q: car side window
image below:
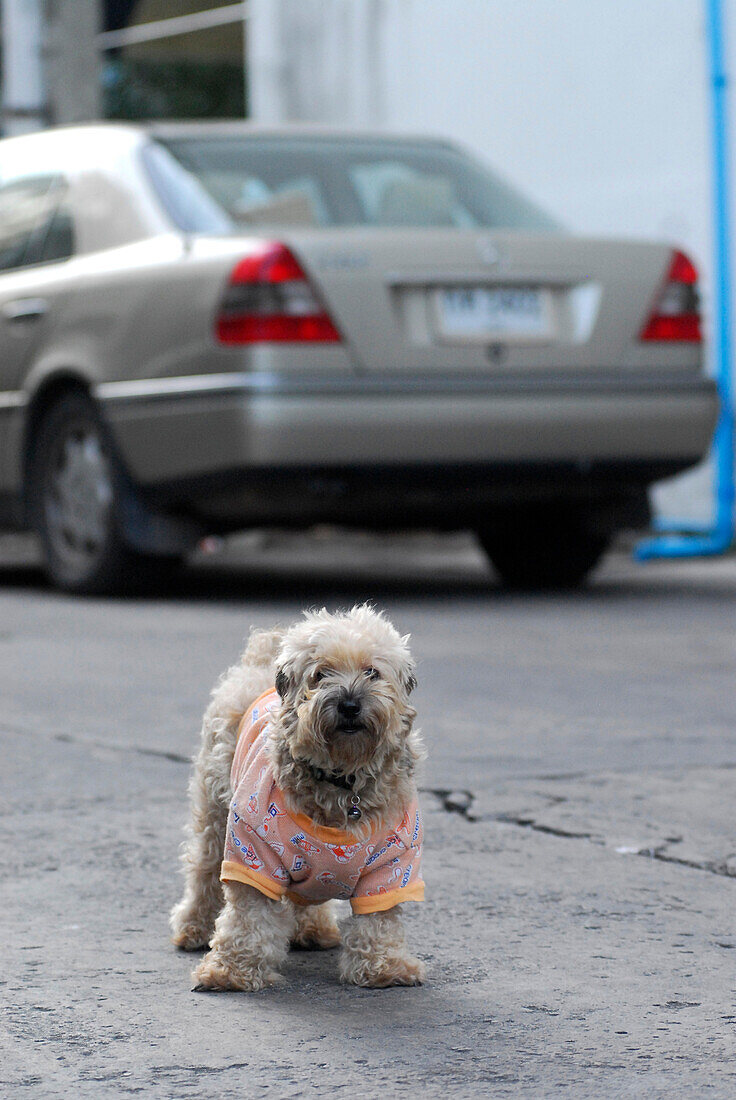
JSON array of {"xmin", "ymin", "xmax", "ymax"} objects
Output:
[{"xmin": 0, "ymin": 174, "xmax": 74, "ymax": 271}]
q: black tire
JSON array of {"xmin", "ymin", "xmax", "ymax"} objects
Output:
[
  {"xmin": 478, "ymin": 507, "xmax": 610, "ymax": 591},
  {"xmin": 28, "ymin": 391, "xmax": 181, "ymax": 595}
]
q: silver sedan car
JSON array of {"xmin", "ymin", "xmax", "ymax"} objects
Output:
[{"xmin": 0, "ymin": 122, "xmax": 717, "ymax": 592}]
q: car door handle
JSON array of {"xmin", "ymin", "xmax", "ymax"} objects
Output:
[{"xmin": 1, "ymin": 298, "xmax": 48, "ymax": 323}]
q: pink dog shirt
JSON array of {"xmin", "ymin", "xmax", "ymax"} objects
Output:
[{"xmin": 220, "ymin": 689, "xmax": 425, "ymax": 914}]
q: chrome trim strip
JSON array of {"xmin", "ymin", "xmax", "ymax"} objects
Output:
[
  {"xmin": 94, "ymin": 371, "xmax": 714, "ymax": 405},
  {"xmin": 95, "ymin": 373, "xmax": 282, "ymax": 401},
  {"xmin": 0, "ymin": 391, "xmax": 28, "ymax": 410}
]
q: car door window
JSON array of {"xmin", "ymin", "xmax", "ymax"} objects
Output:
[
  {"xmin": 25, "ymin": 200, "xmax": 74, "ymax": 266},
  {"xmin": 0, "ymin": 175, "xmax": 74, "ymax": 271}
]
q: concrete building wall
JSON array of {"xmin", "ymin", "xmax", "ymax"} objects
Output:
[
  {"xmin": 249, "ymin": 0, "xmax": 735, "ymax": 522},
  {"xmin": 45, "ymin": 0, "xmax": 102, "ymax": 126}
]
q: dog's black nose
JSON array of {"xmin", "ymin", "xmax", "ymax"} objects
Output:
[{"xmin": 337, "ymin": 698, "xmax": 361, "ymax": 719}]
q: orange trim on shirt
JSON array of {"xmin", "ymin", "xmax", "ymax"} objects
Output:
[
  {"xmin": 220, "ymin": 860, "xmax": 286, "ymax": 901},
  {"xmin": 350, "ymin": 881, "xmax": 425, "ymax": 915},
  {"xmin": 250, "ymin": 687, "xmax": 279, "ymax": 712},
  {"xmin": 287, "ymin": 809, "xmax": 372, "ymax": 845}
]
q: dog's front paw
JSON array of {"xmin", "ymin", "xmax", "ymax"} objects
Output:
[
  {"xmin": 192, "ymin": 950, "xmax": 282, "ymax": 992},
  {"xmin": 340, "ymin": 951, "xmax": 425, "ymax": 988}
]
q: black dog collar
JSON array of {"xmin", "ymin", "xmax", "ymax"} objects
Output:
[
  {"xmin": 308, "ymin": 765, "xmax": 356, "ymax": 791},
  {"xmin": 307, "ymin": 765, "xmax": 362, "ymax": 819}
]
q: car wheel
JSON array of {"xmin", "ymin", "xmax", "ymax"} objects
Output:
[
  {"xmin": 28, "ymin": 392, "xmax": 180, "ymax": 595},
  {"xmin": 478, "ymin": 507, "xmax": 610, "ymax": 590}
]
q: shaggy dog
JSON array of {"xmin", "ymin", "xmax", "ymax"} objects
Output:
[{"xmin": 170, "ymin": 605, "xmax": 426, "ymax": 990}]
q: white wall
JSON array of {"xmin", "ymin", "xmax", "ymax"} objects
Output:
[{"xmin": 249, "ymin": 0, "xmax": 734, "ymax": 522}]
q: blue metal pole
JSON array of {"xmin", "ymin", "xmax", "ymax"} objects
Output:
[{"xmin": 635, "ymin": 0, "xmax": 735, "ymax": 559}]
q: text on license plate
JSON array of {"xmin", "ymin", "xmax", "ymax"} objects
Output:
[{"xmin": 436, "ymin": 286, "xmax": 550, "ymax": 338}]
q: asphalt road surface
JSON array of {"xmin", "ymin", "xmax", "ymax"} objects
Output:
[{"xmin": 2, "ymin": 531, "xmax": 736, "ymax": 1098}]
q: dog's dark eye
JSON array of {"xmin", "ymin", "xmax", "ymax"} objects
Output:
[
  {"xmin": 314, "ymin": 669, "xmax": 328, "ymax": 683},
  {"xmin": 365, "ymin": 667, "xmax": 380, "ymax": 681}
]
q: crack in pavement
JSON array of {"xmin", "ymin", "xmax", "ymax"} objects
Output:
[
  {"xmin": 149, "ymin": 1063, "xmax": 251, "ymax": 1078},
  {"xmin": 423, "ymin": 788, "xmax": 736, "ymax": 881},
  {"xmin": 1, "ymin": 720, "xmax": 192, "ymax": 763},
  {"xmin": 641, "ymin": 846, "xmax": 736, "ymax": 879},
  {"xmin": 421, "ymin": 788, "xmax": 479, "ymax": 820},
  {"xmin": 423, "ymin": 789, "xmax": 598, "ymax": 841},
  {"xmin": 494, "ymin": 815, "xmax": 597, "ymax": 842},
  {"xmin": 52, "ymin": 732, "xmax": 192, "ymax": 764},
  {"xmin": 422, "ymin": 788, "xmax": 588, "ymax": 838}
]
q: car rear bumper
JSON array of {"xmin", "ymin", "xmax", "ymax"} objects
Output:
[{"xmin": 98, "ymin": 373, "xmax": 718, "ymax": 492}]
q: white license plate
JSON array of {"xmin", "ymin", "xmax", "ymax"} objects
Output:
[{"xmin": 436, "ymin": 286, "xmax": 550, "ymax": 339}]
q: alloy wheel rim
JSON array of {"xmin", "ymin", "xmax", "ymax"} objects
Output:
[{"xmin": 44, "ymin": 423, "xmax": 114, "ymax": 568}]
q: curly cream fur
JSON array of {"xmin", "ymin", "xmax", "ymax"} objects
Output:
[
  {"xmin": 291, "ymin": 899, "xmax": 342, "ymax": 950},
  {"xmin": 192, "ymin": 883, "xmax": 296, "ymax": 992},
  {"xmin": 170, "ymin": 605, "xmax": 425, "ymax": 991},
  {"xmin": 339, "ymin": 909, "xmax": 425, "ymax": 987},
  {"xmin": 169, "ymin": 627, "xmax": 282, "ymax": 951}
]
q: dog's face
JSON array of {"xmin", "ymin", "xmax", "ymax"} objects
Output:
[{"xmin": 274, "ymin": 605, "xmax": 417, "ymax": 773}]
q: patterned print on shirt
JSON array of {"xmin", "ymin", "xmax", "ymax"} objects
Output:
[
  {"xmin": 289, "ymin": 833, "xmax": 321, "ymax": 855},
  {"xmin": 364, "ymin": 833, "xmax": 405, "ymax": 868},
  {"xmin": 325, "ymin": 841, "xmax": 364, "ymax": 863}
]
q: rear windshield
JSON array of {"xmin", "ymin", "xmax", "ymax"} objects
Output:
[{"xmin": 149, "ymin": 135, "xmax": 559, "ymax": 233}]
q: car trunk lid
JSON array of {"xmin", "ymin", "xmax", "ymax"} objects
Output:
[{"xmin": 280, "ymin": 228, "xmax": 696, "ymax": 375}]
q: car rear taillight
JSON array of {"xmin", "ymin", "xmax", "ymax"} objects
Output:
[
  {"xmin": 215, "ymin": 241, "xmax": 341, "ymax": 344},
  {"xmin": 639, "ymin": 249, "xmax": 702, "ymax": 342}
]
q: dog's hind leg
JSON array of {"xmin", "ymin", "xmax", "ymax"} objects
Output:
[
  {"xmin": 291, "ymin": 901, "xmax": 342, "ymax": 950},
  {"xmin": 170, "ymin": 695, "xmax": 243, "ymax": 950},
  {"xmin": 193, "ymin": 882, "xmax": 296, "ymax": 991},
  {"xmin": 171, "ymin": 630, "xmax": 282, "ymax": 951},
  {"xmin": 169, "ymin": 737, "xmax": 229, "ymax": 950}
]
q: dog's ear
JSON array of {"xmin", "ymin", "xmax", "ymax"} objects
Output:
[{"xmin": 275, "ymin": 666, "xmax": 290, "ymax": 699}]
